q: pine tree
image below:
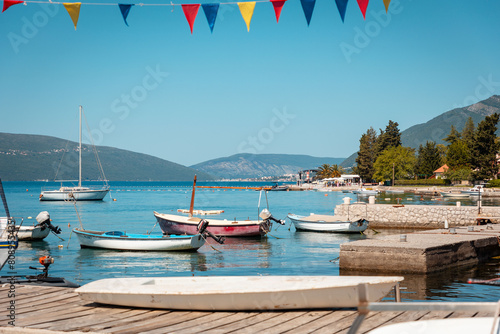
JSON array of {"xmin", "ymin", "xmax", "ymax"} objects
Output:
[
  {"xmin": 443, "ymin": 125, "xmax": 461, "ymax": 144},
  {"xmin": 416, "ymin": 141, "xmax": 443, "ymax": 178},
  {"xmin": 461, "ymin": 117, "xmax": 475, "ymax": 148},
  {"xmin": 355, "ymin": 127, "xmax": 378, "ymax": 182},
  {"xmin": 375, "ymin": 120, "xmax": 401, "ymax": 156},
  {"xmin": 446, "ymin": 139, "xmax": 471, "ymax": 170},
  {"xmin": 471, "ymin": 113, "xmax": 500, "ymax": 179}
]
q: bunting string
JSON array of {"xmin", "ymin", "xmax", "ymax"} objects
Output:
[{"xmin": 3, "ymin": 0, "xmax": 391, "ymax": 32}]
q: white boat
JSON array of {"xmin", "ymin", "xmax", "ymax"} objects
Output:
[
  {"xmin": 288, "ymin": 214, "xmax": 368, "ymax": 233},
  {"xmin": 461, "ymin": 184, "xmax": 485, "ymax": 196},
  {"xmin": 39, "ymin": 106, "xmax": 110, "ymax": 201},
  {"xmin": 15, "ymin": 211, "xmax": 61, "ymax": 241},
  {"xmin": 440, "ymin": 191, "xmax": 470, "ymax": 198},
  {"xmin": 76, "ymin": 275, "xmax": 404, "ymax": 311},
  {"xmin": 73, "ymin": 228, "xmax": 206, "ymax": 251},
  {"xmin": 352, "ymin": 188, "xmax": 379, "ymax": 196},
  {"xmin": 368, "ymin": 317, "xmax": 499, "ymax": 334}
]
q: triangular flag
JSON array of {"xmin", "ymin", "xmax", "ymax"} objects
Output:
[
  {"xmin": 238, "ymin": 2, "xmax": 256, "ymax": 32},
  {"xmin": 63, "ymin": 3, "xmax": 81, "ymax": 30},
  {"xmin": 356, "ymin": 0, "xmax": 369, "ymax": 19},
  {"xmin": 202, "ymin": 3, "xmax": 219, "ymax": 33},
  {"xmin": 334, "ymin": 0, "xmax": 348, "ymax": 22},
  {"xmin": 383, "ymin": 0, "xmax": 391, "ymax": 13},
  {"xmin": 118, "ymin": 4, "xmax": 134, "ymax": 26},
  {"xmin": 270, "ymin": 0, "xmax": 286, "ymax": 23},
  {"xmin": 2, "ymin": 0, "xmax": 23, "ymax": 13},
  {"xmin": 182, "ymin": 4, "xmax": 200, "ymax": 34},
  {"xmin": 300, "ymin": 0, "xmax": 315, "ymax": 26}
]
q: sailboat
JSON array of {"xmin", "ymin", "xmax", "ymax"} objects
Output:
[{"xmin": 39, "ymin": 106, "xmax": 110, "ymax": 201}]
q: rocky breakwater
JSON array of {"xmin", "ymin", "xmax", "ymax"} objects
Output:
[{"xmin": 334, "ymin": 201, "xmax": 500, "ymax": 228}]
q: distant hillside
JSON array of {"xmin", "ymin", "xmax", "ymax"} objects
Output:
[
  {"xmin": 341, "ymin": 95, "xmax": 500, "ymax": 168},
  {"xmin": 190, "ymin": 154, "xmax": 345, "ymax": 179},
  {"xmin": 0, "ymin": 133, "xmax": 214, "ymax": 181}
]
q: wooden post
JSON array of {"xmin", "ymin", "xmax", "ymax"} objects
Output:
[{"xmin": 189, "ymin": 175, "xmax": 197, "ymax": 217}]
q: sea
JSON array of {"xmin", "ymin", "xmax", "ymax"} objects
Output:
[{"xmin": 3, "ymin": 181, "xmax": 500, "ymax": 302}]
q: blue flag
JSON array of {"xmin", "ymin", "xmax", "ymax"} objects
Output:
[
  {"xmin": 335, "ymin": 0, "xmax": 348, "ymax": 22},
  {"xmin": 300, "ymin": 0, "xmax": 315, "ymax": 26},
  {"xmin": 202, "ymin": 3, "xmax": 219, "ymax": 33},
  {"xmin": 118, "ymin": 4, "xmax": 134, "ymax": 26}
]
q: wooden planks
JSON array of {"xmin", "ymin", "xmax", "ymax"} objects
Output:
[{"xmin": 0, "ymin": 285, "xmax": 493, "ymax": 334}]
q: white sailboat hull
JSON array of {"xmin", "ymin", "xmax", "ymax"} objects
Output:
[
  {"xmin": 288, "ymin": 214, "xmax": 369, "ymax": 233},
  {"xmin": 73, "ymin": 229, "xmax": 205, "ymax": 251},
  {"xmin": 40, "ymin": 188, "xmax": 109, "ymax": 201},
  {"xmin": 16, "ymin": 225, "xmax": 50, "ymax": 240},
  {"xmin": 368, "ymin": 317, "xmax": 499, "ymax": 334},
  {"xmin": 76, "ymin": 275, "xmax": 403, "ymax": 310}
]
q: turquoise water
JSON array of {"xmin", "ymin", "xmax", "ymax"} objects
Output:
[{"xmin": 3, "ymin": 181, "xmax": 500, "ymax": 302}]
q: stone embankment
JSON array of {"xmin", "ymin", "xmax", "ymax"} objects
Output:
[{"xmin": 334, "ymin": 202, "xmax": 500, "ymax": 228}]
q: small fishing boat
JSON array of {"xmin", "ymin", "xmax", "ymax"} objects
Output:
[
  {"xmin": 39, "ymin": 106, "xmax": 109, "ymax": 201},
  {"xmin": 73, "ymin": 228, "xmax": 206, "ymax": 251},
  {"xmin": 76, "ymin": 275, "xmax": 404, "ymax": 311},
  {"xmin": 352, "ymin": 188, "xmax": 379, "ymax": 196},
  {"xmin": 15, "ymin": 211, "xmax": 62, "ymax": 241},
  {"xmin": 288, "ymin": 214, "xmax": 369, "ymax": 233},
  {"xmin": 155, "ymin": 176, "xmax": 284, "ymax": 237}
]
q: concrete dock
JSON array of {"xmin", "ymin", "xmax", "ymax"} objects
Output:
[
  {"xmin": 0, "ymin": 285, "xmax": 496, "ymax": 333},
  {"xmin": 340, "ymin": 223, "xmax": 500, "ymax": 274}
]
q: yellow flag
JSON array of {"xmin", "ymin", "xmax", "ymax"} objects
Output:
[
  {"xmin": 64, "ymin": 3, "xmax": 81, "ymax": 30},
  {"xmin": 383, "ymin": 0, "xmax": 391, "ymax": 13},
  {"xmin": 238, "ymin": 2, "xmax": 256, "ymax": 32}
]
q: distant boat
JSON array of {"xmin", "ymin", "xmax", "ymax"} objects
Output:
[
  {"xmin": 352, "ymin": 188, "xmax": 379, "ymax": 196},
  {"xmin": 461, "ymin": 185, "xmax": 485, "ymax": 196},
  {"xmin": 73, "ymin": 229, "xmax": 206, "ymax": 251},
  {"xmin": 39, "ymin": 106, "xmax": 109, "ymax": 201},
  {"xmin": 288, "ymin": 214, "xmax": 369, "ymax": 233},
  {"xmin": 440, "ymin": 191, "xmax": 470, "ymax": 198},
  {"xmin": 269, "ymin": 184, "xmax": 289, "ymax": 191},
  {"xmin": 75, "ymin": 275, "xmax": 404, "ymax": 311}
]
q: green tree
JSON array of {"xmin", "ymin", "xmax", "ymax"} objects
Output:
[
  {"xmin": 444, "ymin": 167, "xmax": 472, "ymax": 182},
  {"xmin": 375, "ymin": 120, "xmax": 401, "ymax": 156},
  {"xmin": 315, "ymin": 164, "xmax": 344, "ymax": 179},
  {"xmin": 443, "ymin": 125, "xmax": 461, "ymax": 144},
  {"xmin": 446, "ymin": 139, "xmax": 471, "ymax": 170},
  {"xmin": 471, "ymin": 113, "xmax": 500, "ymax": 179},
  {"xmin": 373, "ymin": 146, "xmax": 417, "ymax": 182},
  {"xmin": 355, "ymin": 127, "xmax": 378, "ymax": 182},
  {"xmin": 416, "ymin": 141, "xmax": 442, "ymax": 178},
  {"xmin": 461, "ymin": 117, "xmax": 475, "ymax": 148}
]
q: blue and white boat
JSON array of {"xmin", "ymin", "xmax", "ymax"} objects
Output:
[{"xmin": 73, "ymin": 229, "xmax": 206, "ymax": 251}]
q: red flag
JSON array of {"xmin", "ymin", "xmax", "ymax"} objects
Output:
[
  {"xmin": 270, "ymin": 0, "xmax": 286, "ymax": 23},
  {"xmin": 356, "ymin": 0, "xmax": 369, "ymax": 19},
  {"xmin": 3, "ymin": 0, "xmax": 23, "ymax": 12},
  {"xmin": 182, "ymin": 4, "xmax": 200, "ymax": 34}
]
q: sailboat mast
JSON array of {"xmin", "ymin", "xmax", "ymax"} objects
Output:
[{"xmin": 79, "ymin": 106, "xmax": 82, "ymax": 188}]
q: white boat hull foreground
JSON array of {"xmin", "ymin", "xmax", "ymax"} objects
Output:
[
  {"xmin": 76, "ymin": 275, "xmax": 403, "ymax": 311},
  {"xmin": 16, "ymin": 225, "xmax": 50, "ymax": 241},
  {"xmin": 288, "ymin": 214, "xmax": 369, "ymax": 233},
  {"xmin": 73, "ymin": 229, "xmax": 205, "ymax": 251},
  {"xmin": 40, "ymin": 187, "xmax": 109, "ymax": 201},
  {"xmin": 368, "ymin": 317, "xmax": 499, "ymax": 334}
]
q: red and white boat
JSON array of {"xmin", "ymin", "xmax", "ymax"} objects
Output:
[{"xmin": 154, "ymin": 211, "xmax": 274, "ymax": 237}]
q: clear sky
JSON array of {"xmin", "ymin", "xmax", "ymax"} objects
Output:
[{"xmin": 1, "ymin": 0, "xmax": 500, "ymax": 166}]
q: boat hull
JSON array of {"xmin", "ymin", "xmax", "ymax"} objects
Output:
[
  {"xmin": 0, "ymin": 239, "xmax": 18, "ymax": 271},
  {"xmin": 154, "ymin": 212, "xmax": 268, "ymax": 237},
  {"xmin": 16, "ymin": 225, "xmax": 50, "ymax": 241},
  {"xmin": 288, "ymin": 214, "xmax": 368, "ymax": 233},
  {"xmin": 368, "ymin": 317, "xmax": 498, "ymax": 334},
  {"xmin": 76, "ymin": 275, "xmax": 404, "ymax": 311},
  {"xmin": 73, "ymin": 229, "xmax": 205, "ymax": 251},
  {"xmin": 40, "ymin": 188, "xmax": 109, "ymax": 201}
]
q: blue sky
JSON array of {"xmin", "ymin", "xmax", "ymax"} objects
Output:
[{"xmin": 1, "ymin": 0, "xmax": 500, "ymax": 166}]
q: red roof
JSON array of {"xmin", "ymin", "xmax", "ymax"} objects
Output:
[{"xmin": 434, "ymin": 164, "xmax": 449, "ymax": 173}]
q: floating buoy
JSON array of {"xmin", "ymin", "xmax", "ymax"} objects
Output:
[
  {"xmin": 113, "ymin": 198, "xmax": 117, "ymax": 201},
  {"xmin": 58, "ymin": 245, "xmax": 63, "ymax": 249},
  {"xmin": 26, "ymin": 189, "xmax": 28, "ymax": 192},
  {"xmin": 68, "ymin": 223, "xmax": 70, "ymax": 227},
  {"xmin": 324, "ymin": 194, "xmax": 328, "ymax": 196},
  {"xmin": 28, "ymin": 216, "xmax": 32, "ymax": 219}
]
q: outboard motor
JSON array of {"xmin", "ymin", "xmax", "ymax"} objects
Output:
[
  {"xmin": 197, "ymin": 219, "xmax": 225, "ymax": 244},
  {"xmin": 35, "ymin": 211, "xmax": 62, "ymax": 234},
  {"xmin": 259, "ymin": 208, "xmax": 285, "ymax": 225}
]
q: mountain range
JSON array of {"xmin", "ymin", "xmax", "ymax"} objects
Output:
[
  {"xmin": 190, "ymin": 154, "xmax": 345, "ymax": 179},
  {"xmin": 341, "ymin": 95, "xmax": 500, "ymax": 167}
]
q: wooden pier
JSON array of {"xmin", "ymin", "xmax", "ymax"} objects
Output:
[{"xmin": 0, "ymin": 285, "xmax": 495, "ymax": 333}]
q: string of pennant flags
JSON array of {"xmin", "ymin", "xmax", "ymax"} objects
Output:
[{"xmin": 2, "ymin": 0, "xmax": 392, "ymax": 32}]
